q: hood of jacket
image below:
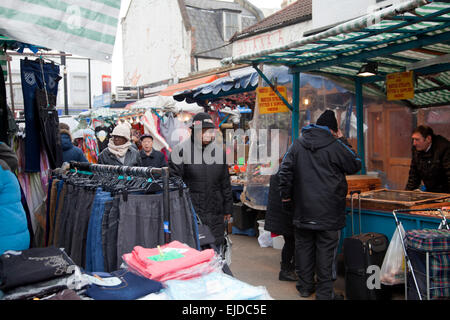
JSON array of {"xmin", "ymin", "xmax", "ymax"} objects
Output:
[
  {"xmin": 299, "ymin": 124, "xmax": 336, "ymax": 152},
  {"xmin": 60, "ymin": 133, "xmax": 74, "ymax": 151}
]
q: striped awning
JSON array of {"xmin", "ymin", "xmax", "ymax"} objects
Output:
[
  {"xmin": 222, "ymin": 0, "xmax": 450, "ymax": 108},
  {"xmin": 0, "ymin": 0, "xmax": 121, "ymax": 61}
]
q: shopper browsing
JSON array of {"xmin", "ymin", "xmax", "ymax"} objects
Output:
[{"xmin": 98, "ymin": 124, "xmax": 141, "ymax": 166}]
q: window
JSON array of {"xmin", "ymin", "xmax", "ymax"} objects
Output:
[
  {"xmin": 70, "ymin": 73, "xmax": 89, "ymax": 106},
  {"xmin": 224, "ymin": 11, "xmax": 240, "ymax": 41}
]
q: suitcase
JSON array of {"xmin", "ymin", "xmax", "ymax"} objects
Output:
[{"xmin": 343, "ymin": 190, "xmax": 390, "ymax": 300}]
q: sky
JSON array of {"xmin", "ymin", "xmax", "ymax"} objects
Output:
[{"xmin": 111, "ymin": 0, "xmax": 283, "ymax": 91}]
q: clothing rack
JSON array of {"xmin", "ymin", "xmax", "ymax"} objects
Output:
[{"xmin": 69, "ymin": 161, "xmax": 172, "ymax": 243}]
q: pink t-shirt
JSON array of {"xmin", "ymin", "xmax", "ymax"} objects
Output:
[{"xmin": 122, "ymin": 241, "xmax": 215, "ymax": 281}]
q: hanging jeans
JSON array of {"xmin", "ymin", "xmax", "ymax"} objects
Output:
[
  {"xmin": 85, "ymin": 188, "xmax": 112, "ymax": 273},
  {"xmin": 35, "ymin": 88, "xmax": 63, "ymax": 169},
  {"xmin": 101, "ymin": 195, "xmax": 121, "ymax": 272},
  {"xmin": 20, "ymin": 58, "xmax": 60, "ymax": 172}
]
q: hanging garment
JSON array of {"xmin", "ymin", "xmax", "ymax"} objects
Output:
[
  {"xmin": 35, "ymin": 88, "xmax": 63, "ymax": 169},
  {"xmin": 20, "ymin": 58, "xmax": 60, "ymax": 172},
  {"xmin": 142, "ymin": 110, "xmax": 170, "ymax": 152},
  {"xmin": 0, "ymin": 64, "xmax": 8, "ymax": 144},
  {"xmin": 160, "ymin": 113, "xmax": 190, "ymax": 149}
]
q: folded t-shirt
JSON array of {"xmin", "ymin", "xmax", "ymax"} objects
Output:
[
  {"xmin": 122, "ymin": 241, "xmax": 215, "ymax": 280},
  {"xmin": 0, "ymin": 247, "xmax": 76, "ymax": 291}
]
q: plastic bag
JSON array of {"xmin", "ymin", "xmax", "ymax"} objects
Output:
[
  {"xmin": 220, "ymin": 233, "xmax": 232, "ymax": 266},
  {"xmin": 257, "ymin": 227, "xmax": 273, "ymax": 248},
  {"xmin": 380, "ymin": 223, "xmax": 406, "ymax": 285}
]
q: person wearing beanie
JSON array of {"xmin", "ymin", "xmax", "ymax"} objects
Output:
[
  {"xmin": 168, "ymin": 112, "xmax": 233, "ymax": 275},
  {"xmin": 97, "ymin": 124, "xmax": 141, "ymax": 166},
  {"xmin": 59, "ymin": 124, "xmax": 88, "ymax": 164},
  {"xmin": 278, "ymin": 109, "xmax": 361, "ymax": 300}
]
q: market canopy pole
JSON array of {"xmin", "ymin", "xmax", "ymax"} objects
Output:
[
  {"xmin": 355, "ymin": 78, "xmax": 366, "ymax": 175},
  {"xmin": 0, "ymin": 0, "xmax": 121, "ymax": 61}
]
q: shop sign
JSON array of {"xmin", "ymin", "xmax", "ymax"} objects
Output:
[
  {"xmin": 257, "ymin": 86, "xmax": 290, "ymax": 114},
  {"xmin": 386, "ymin": 71, "xmax": 414, "ymax": 101}
]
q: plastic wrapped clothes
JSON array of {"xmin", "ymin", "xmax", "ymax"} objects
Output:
[
  {"xmin": 164, "ymin": 271, "xmax": 273, "ymax": 300},
  {"xmin": 1, "ymin": 266, "xmax": 89, "ymax": 300},
  {"xmin": 122, "ymin": 241, "xmax": 216, "ymax": 282}
]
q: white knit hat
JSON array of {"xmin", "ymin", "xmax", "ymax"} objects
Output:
[{"xmin": 112, "ymin": 124, "xmax": 131, "ymax": 141}]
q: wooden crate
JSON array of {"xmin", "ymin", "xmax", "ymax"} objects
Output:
[{"xmin": 346, "ymin": 174, "xmax": 382, "ymax": 194}]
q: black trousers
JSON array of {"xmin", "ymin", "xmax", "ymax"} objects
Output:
[
  {"xmin": 294, "ymin": 227, "xmax": 341, "ymax": 300},
  {"xmin": 281, "ymin": 234, "xmax": 295, "ymax": 269},
  {"xmin": 35, "ymin": 88, "xmax": 63, "ymax": 169}
]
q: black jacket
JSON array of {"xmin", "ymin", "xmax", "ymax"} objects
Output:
[
  {"xmin": 264, "ymin": 172, "xmax": 294, "ymax": 237},
  {"xmin": 168, "ymin": 137, "xmax": 233, "ymax": 247},
  {"xmin": 278, "ymin": 125, "xmax": 362, "ymax": 231},
  {"xmin": 406, "ymin": 134, "xmax": 450, "ymax": 193},
  {"xmin": 140, "ymin": 149, "xmax": 167, "ymax": 168},
  {"xmin": 97, "ymin": 147, "xmax": 142, "ymax": 167}
]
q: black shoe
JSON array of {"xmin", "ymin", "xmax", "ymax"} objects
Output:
[
  {"xmin": 279, "ymin": 270, "xmax": 298, "ymax": 282},
  {"xmin": 299, "ymin": 290, "xmax": 314, "ymax": 298},
  {"xmin": 332, "ymin": 293, "xmax": 345, "ymax": 300}
]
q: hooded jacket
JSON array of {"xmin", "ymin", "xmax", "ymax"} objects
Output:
[
  {"xmin": 168, "ymin": 136, "xmax": 233, "ymax": 247},
  {"xmin": 0, "ymin": 142, "xmax": 30, "ymax": 255},
  {"xmin": 406, "ymin": 134, "xmax": 450, "ymax": 193},
  {"xmin": 278, "ymin": 125, "xmax": 362, "ymax": 231},
  {"xmin": 60, "ymin": 130, "xmax": 88, "ymax": 163}
]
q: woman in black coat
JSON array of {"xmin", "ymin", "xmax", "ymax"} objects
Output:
[
  {"xmin": 265, "ymin": 170, "xmax": 297, "ymax": 281},
  {"xmin": 168, "ymin": 113, "xmax": 233, "ymax": 249}
]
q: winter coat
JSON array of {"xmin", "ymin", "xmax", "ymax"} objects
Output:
[
  {"xmin": 140, "ymin": 149, "xmax": 167, "ymax": 168},
  {"xmin": 60, "ymin": 132, "xmax": 88, "ymax": 163},
  {"xmin": 168, "ymin": 137, "xmax": 233, "ymax": 247},
  {"xmin": 97, "ymin": 146, "xmax": 142, "ymax": 167},
  {"xmin": 0, "ymin": 142, "xmax": 30, "ymax": 255},
  {"xmin": 406, "ymin": 134, "xmax": 450, "ymax": 193},
  {"xmin": 278, "ymin": 124, "xmax": 362, "ymax": 231},
  {"xmin": 264, "ymin": 172, "xmax": 294, "ymax": 237}
]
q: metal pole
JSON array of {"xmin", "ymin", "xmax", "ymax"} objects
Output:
[
  {"xmin": 61, "ymin": 52, "xmax": 69, "ymax": 115},
  {"xmin": 355, "ymin": 78, "xmax": 366, "ymax": 174},
  {"xmin": 6, "ymin": 54, "xmax": 14, "ymax": 115},
  {"xmin": 426, "ymin": 252, "xmax": 430, "ymax": 300},
  {"xmin": 88, "ymin": 58, "xmax": 92, "ymax": 109},
  {"xmin": 292, "ymin": 71, "xmax": 300, "ymax": 140},
  {"xmin": 162, "ymin": 167, "xmax": 171, "ymax": 244}
]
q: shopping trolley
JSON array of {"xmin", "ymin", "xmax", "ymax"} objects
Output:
[{"xmin": 392, "ymin": 208, "xmax": 450, "ymax": 300}]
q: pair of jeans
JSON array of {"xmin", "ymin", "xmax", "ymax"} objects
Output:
[
  {"xmin": 294, "ymin": 228, "xmax": 341, "ymax": 300},
  {"xmin": 0, "ymin": 64, "xmax": 7, "ymax": 144},
  {"xmin": 35, "ymin": 88, "xmax": 63, "ymax": 169},
  {"xmin": 85, "ymin": 269, "xmax": 163, "ymax": 300},
  {"xmin": 101, "ymin": 196, "xmax": 121, "ymax": 272},
  {"xmin": 0, "ymin": 246, "xmax": 75, "ymax": 291},
  {"xmin": 85, "ymin": 188, "xmax": 112, "ymax": 273},
  {"xmin": 49, "ymin": 180, "xmax": 64, "ymax": 246},
  {"xmin": 20, "ymin": 58, "xmax": 60, "ymax": 172}
]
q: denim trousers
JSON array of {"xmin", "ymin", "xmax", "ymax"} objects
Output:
[
  {"xmin": 20, "ymin": 58, "xmax": 60, "ymax": 172},
  {"xmin": 85, "ymin": 188, "xmax": 112, "ymax": 273},
  {"xmin": 85, "ymin": 269, "xmax": 163, "ymax": 300}
]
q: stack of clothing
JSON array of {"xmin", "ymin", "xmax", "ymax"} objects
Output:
[
  {"xmin": 122, "ymin": 241, "xmax": 217, "ymax": 282},
  {"xmin": 0, "ymin": 247, "xmax": 88, "ymax": 300}
]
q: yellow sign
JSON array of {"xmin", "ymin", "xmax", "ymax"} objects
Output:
[
  {"xmin": 257, "ymin": 86, "xmax": 290, "ymax": 114},
  {"xmin": 386, "ymin": 71, "xmax": 414, "ymax": 101}
]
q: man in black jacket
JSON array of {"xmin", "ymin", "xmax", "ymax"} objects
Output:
[
  {"xmin": 278, "ymin": 110, "xmax": 361, "ymax": 300},
  {"xmin": 406, "ymin": 125, "xmax": 449, "ymax": 194},
  {"xmin": 139, "ymin": 134, "xmax": 167, "ymax": 168}
]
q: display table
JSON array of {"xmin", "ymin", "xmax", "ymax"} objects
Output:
[{"xmin": 339, "ymin": 189, "xmax": 450, "ymax": 253}]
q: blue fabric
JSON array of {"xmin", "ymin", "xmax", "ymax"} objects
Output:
[
  {"xmin": 61, "ymin": 133, "xmax": 87, "ymax": 163},
  {"xmin": 0, "ymin": 166, "xmax": 30, "ymax": 255},
  {"xmin": 85, "ymin": 188, "xmax": 112, "ymax": 272},
  {"xmin": 85, "ymin": 269, "xmax": 164, "ymax": 300},
  {"xmin": 20, "ymin": 58, "xmax": 60, "ymax": 172}
]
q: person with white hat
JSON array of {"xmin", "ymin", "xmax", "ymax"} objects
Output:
[{"xmin": 97, "ymin": 124, "xmax": 141, "ymax": 166}]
